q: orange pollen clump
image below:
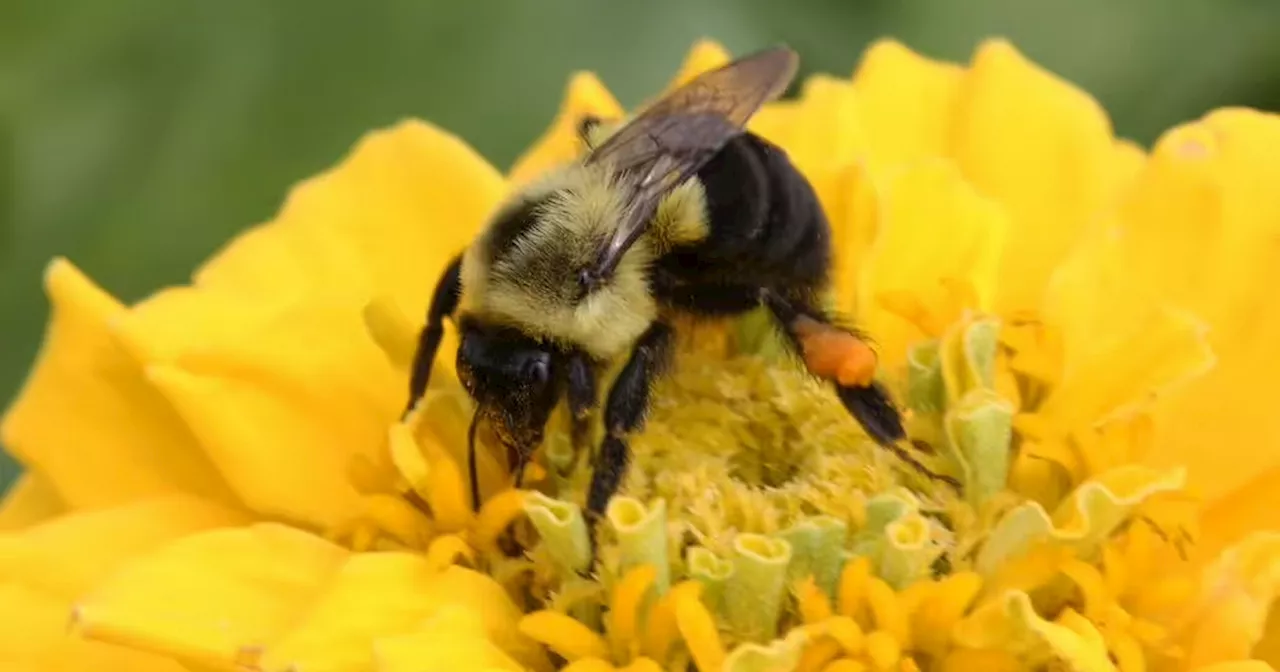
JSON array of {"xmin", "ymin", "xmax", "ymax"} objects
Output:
[{"xmin": 792, "ymin": 315, "xmax": 879, "ymax": 387}]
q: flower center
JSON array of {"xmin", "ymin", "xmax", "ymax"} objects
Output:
[{"xmin": 353, "ymin": 298, "xmax": 1203, "ymax": 671}]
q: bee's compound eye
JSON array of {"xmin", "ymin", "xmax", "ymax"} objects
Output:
[{"xmin": 524, "ymin": 355, "xmax": 550, "ymax": 387}]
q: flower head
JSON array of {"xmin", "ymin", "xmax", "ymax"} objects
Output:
[{"xmin": 3, "ymin": 37, "xmax": 1279, "ymax": 672}]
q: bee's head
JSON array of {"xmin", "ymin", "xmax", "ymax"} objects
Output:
[{"xmin": 455, "ymin": 315, "xmax": 564, "ymax": 455}]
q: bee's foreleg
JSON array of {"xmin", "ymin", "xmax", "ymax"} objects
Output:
[
  {"xmin": 584, "ymin": 321, "xmax": 674, "ymax": 570},
  {"xmin": 567, "ymin": 351, "xmax": 598, "ymax": 465},
  {"xmin": 405, "ymin": 254, "xmax": 464, "ymax": 419}
]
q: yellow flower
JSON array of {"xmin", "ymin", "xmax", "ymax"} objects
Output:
[{"xmin": 2, "ymin": 36, "xmax": 1279, "ymax": 672}]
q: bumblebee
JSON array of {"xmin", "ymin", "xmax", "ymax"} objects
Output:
[{"xmin": 404, "ymin": 46, "xmax": 907, "ymax": 548}]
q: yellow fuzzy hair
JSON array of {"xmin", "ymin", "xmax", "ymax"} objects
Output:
[{"xmin": 459, "ymin": 158, "xmax": 710, "ymax": 361}]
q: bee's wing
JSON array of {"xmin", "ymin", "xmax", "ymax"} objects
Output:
[{"xmin": 578, "ymin": 45, "xmax": 798, "ymax": 291}]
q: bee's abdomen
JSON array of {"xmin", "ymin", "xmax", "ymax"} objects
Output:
[{"xmin": 652, "ymin": 132, "xmax": 832, "ymax": 309}]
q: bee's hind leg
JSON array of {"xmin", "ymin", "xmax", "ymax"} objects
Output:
[{"xmin": 760, "ymin": 289, "xmax": 960, "ymax": 490}]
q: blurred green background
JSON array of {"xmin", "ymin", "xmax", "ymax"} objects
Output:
[{"xmin": 3, "ymin": 0, "xmax": 1279, "ymax": 487}]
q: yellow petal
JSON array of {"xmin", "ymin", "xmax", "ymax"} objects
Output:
[
  {"xmin": 1108, "ymin": 139, "xmax": 1148, "ymax": 195},
  {"xmin": 858, "ymin": 160, "xmax": 1008, "ymax": 367},
  {"xmin": 610, "ymin": 564, "xmax": 658, "ymax": 660},
  {"xmin": 0, "ymin": 259, "xmax": 238, "ymax": 511},
  {"xmin": 1041, "ymin": 220, "xmax": 1215, "ymax": 431},
  {"xmin": 954, "ymin": 590, "xmax": 1115, "ymax": 672},
  {"xmin": 1124, "ymin": 110, "xmax": 1280, "ymax": 524},
  {"xmin": 0, "ymin": 471, "xmax": 64, "ymax": 531},
  {"xmin": 824, "ymin": 163, "xmax": 880, "ymax": 317},
  {"xmin": 74, "ymin": 523, "xmax": 349, "ymax": 670},
  {"xmin": 951, "ymin": 39, "xmax": 1118, "ymax": 313},
  {"xmin": 912, "ymin": 571, "xmax": 983, "ymax": 656},
  {"xmin": 675, "ymin": 583, "xmax": 726, "ymax": 672},
  {"xmin": 1194, "ymin": 663, "xmax": 1277, "ymax": 672},
  {"xmin": 643, "ymin": 580, "xmax": 702, "ymax": 663},
  {"xmin": 261, "ymin": 556, "xmax": 548, "ymax": 672},
  {"xmin": 194, "ymin": 119, "xmax": 504, "ymax": 318},
  {"xmin": 1, "ymin": 495, "xmax": 248, "ymax": 600},
  {"xmin": 780, "ymin": 76, "xmax": 866, "ymax": 175},
  {"xmin": 977, "ymin": 466, "xmax": 1185, "ymax": 576},
  {"xmin": 113, "ymin": 121, "xmax": 504, "ymax": 529},
  {"xmin": 852, "ymin": 38, "xmax": 963, "ymax": 168},
  {"xmin": 664, "ymin": 38, "xmax": 733, "ymax": 90},
  {"xmin": 1200, "ymin": 467, "xmax": 1280, "ymax": 562},
  {"xmin": 0, "ymin": 581, "xmax": 186, "ymax": 672},
  {"xmin": 410, "ymin": 386, "xmax": 508, "ymax": 514},
  {"xmin": 1179, "ymin": 533, "xmax": 1280, "ymax": 670},
  {"xmin": 749, "ymin": 100, "xmax": 801, "ymax": 150},
  {"xmin": 471, "ymin": 488, "xmax": 528, "ymax": 552},
  {"xmin": 519, "ymin": 610, "xmax": 610, "ymax": 662},
  {"xmin": 142, "ymin": 358, "xmax": 377, "ymax": 529},
  {"xmin": 940, "ymin": 648, "xmax": 1023, "ymax": 672},
  {"xmin": 0, "ymin": 498, "xmax": 243, "ymax": 671},
  {"xmin": 374, "ymin": 605, "xmax": 538, "ymax": 672},
  {"xmin": 507, "ymin": 72, "xmax": 624, "ymax": 185}
]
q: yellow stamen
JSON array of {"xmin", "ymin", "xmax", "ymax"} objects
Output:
[
  {"xmin": 896, "ymin": 580, "xmax": 934, "ymax": 615},
  {"xmin": 865, "ymin": 577, "xmax": 910, "ymax": 646},
  {"xmin": 824, "ymin": 616, "xmax": 866, "ymax": 655},
  {"xmin": 470, "ymin": 488, "xmax": 527, "ymax": 552},
  {"xmin": 519, "ymin": 610, "xmax": 611, "ymax": 662},
  {"xmin": 643, "ymin": 581, "xmax": 702, "ymax": 663},
  {"xmin": 548, "ymin": 579, "xmax": 606, "ymax": 615},
  {"xmin": 620, "ymin": 657, "xmax": 665, "ymax": 672},
  {"xmin": 939, "ymin": 649, "xmax": 1022, "ymax": 672},
  {"xmin": 675, "ymin": 583, "xmax": 725, "ymax": 672},
  {"xmin": 424, "ymin": 534, "xmax": 476, "ymax": 571},
  {"xmin": 610, "ymin": 564, "xmax": 658, "ymax": 661},
  {"xmin": 1101, "ymin": 543, "xmax": 1128, "ymax": 597},
  {"xmin": 1110, "ymin": 630, "xmax": 1146, "ymax": 672},
  {"xmin": 823, "ymin": 659, "xmax": 868, "ymax": 672},
  {"xmin": 1060, "ymin": 558, "xmax": 1111, "ymax": 622},
  {"xmin": 798, "ymin": 637, "xmax": 844, "ymax": 672},
  {"xmin": 838, "ymin": 556, "xmax": 873, "ymax": 622},
  {"xmin": 864, "ymin": 630, "xmax": 902, "ymax": 669},
  {"xmin": 419, "ymin": 432, "xmax": 475, "ymax": 532},
  {"xmin": 562, "ymin": 657, "xmax": 616, "ymax": 672},
  {"xmin": 798, "ymin": 575, "xmax": 835, "ymax": 624},
  {"xmin": 362, "ymin": 295, "xmax": 420, "ymax": 371},
  {"xmin": 359, "ymin": 493, "xmax": 434, "ymax": 548},
  {"xmin": 878, "ymin": 290, "xmax": 947, "ymax": 337},
  {"xmin": 388, "ymin": 421, "xmax": 432, "ymax": 497},
  {"xmin": 350, "ymin": 522, "xmax": 377, "ymax": 552},
  {"xmin": 912, "ymin": 571, "xmax": 982, "ymax": 656},
  {"xmin": 346, "ymin": 453, "xmax": 395, "ymax": 494}
]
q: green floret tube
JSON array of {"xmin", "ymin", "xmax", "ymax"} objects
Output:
[
  {"xmin": 523, "ymin": 492, "xmax": 590, "ymax": 575},
  {"xmin": 778, "ymin": 515, "xmax": 847, "ymax": 600},
  {"xmin": 725, "ymin": 533, "xmax": 793, "ymax": 643},
  {"xmin": 686, "ymin": 546, "xmax": 734, "ymax": 614},
  {"xmin": 608, "ymin": 497, "xmax": 671, "ymax": 595}
]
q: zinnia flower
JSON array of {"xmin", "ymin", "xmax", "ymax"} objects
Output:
[{"xmin": 1, "ymin": 37, "xmax": 1277, "ymax": 672}]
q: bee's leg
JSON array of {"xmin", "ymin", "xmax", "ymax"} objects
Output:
[
  {"xmin": 760, "ymin": 289, "xmax": 903, "ymax": 442},
  {"xmin": 404, "ymin": 254, "xmax": 464, "ymax": 419},
  {"xmin": 584, "ymin": 321, "xmax": 675, "ymax": 566},
  {"xmin": 567, "ymin": 351, "xmax": 599, "ymax": 465},
  {"xmin": 761, "ymin": 290, "xmax": 958, "ymax": 489}
]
